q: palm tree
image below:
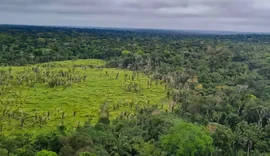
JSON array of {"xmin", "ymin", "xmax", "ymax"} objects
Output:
[{"xmin": 235, "ymin": 122, "xmax": 263, "ymax": 156}]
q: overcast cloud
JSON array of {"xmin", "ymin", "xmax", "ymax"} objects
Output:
[{"xmin": 0, "ymin": 0, "xmax": 270, "ymax": 32}]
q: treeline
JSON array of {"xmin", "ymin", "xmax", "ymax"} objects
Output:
[
  {"xmin": 1, "ymin": 25, "xmax": 270, "ymax": 66},
  {"xmin": 0, "ymin": 25, "xmax": 270, "ymax": 155},
  {"xmin": 0, "ymin": 109, "xmax": 214, "ymax": 156},
  {"xmin": 1, "ymin": 108, "xmax": 269, "ymax": 156}
]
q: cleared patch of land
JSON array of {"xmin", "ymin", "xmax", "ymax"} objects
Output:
[{"xmin": 0, "ymin": 59, "xmax": 168, "ymax": 135}]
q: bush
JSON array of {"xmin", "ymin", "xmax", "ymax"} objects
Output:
[{"xmin": 36, "ymin": 150, "xmax": 58, "ymax": 156}]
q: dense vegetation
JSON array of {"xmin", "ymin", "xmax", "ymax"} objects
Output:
[{"xmin": 0, "ymin": 25, "xmax": 270, "ymax": 156}]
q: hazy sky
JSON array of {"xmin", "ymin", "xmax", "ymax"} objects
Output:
[{"xmin": 0, "ymin": 0, "xmax": 270, "ymax": 32}]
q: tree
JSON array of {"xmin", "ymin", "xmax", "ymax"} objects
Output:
[
  {"xmin": 0, "ymin": 148, "xmax": 8, "ymax": 156},
  {"xmin": 208, "ymin": 124, "xmax": 235, "ymax": 156},
  {"xmin": 79, "ymin": 152, "xmax": 95, "ymax": 156},
  {"xmin": 35, "ymin": 150, "xmax": 58, "ymax": 156},
  {"xmin": 235, "ymin": 121, "xmax": 267, "ymax": 156},
  {"xmin": 133, "ymin": 140, "xmax": 163, "ymax": 156},
  {"xmin": 160, "ymin": 121, "xmax": 214, "ymax": 156}
]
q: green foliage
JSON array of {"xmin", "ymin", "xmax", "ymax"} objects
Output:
[
  {"xmin": 34, "ymin": 133, "xmax": 62, "ymax": 153},
  {"xmin": 209, "ymin": 124, "xmax": 235, "ymax": 155},
  {"xmin": 79, "ymin": 152, "xmax": 95, "ymax": 156},
  {"xmin": 0, "ymin": 148, "xmax": 8, "ymax": 156},
  {"xmin": 136, "ymin": 50, "xmax": 144, "ymax": 55},
  {"xmin": 35, "ymin": 150, "xmax": 58, "ymax": 156},
  {"xmin": 133, "ymin": 140, "xmax": 163, "ymax": 156},
  {"xmin": 121, "ymin": 50, "xmax": 131, "ymax": 56},
  {"xmin": 1, "ymin": 25, "xmax": 270, "ymax": 155},
  {"xmin": 0, "ymin": 59, "xmax": 166, "ymax": 135},
  {"xmin": 161, "ymin": 121, "xmax": 214, "ymax": 156}
]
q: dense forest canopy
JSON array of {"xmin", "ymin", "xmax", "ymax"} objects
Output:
[{"xmin": 0, "ymin": 25, "xmax": 270, "ymax": 156}]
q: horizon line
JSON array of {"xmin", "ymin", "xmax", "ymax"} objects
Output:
[{"xmin": 1, "ymin": 23, "xmax": 270, "ymax": 35}]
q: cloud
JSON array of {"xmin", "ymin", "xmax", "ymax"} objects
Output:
[{"xmin": 0, "ymin": 0, "xmax": 270, "ymax": 32}]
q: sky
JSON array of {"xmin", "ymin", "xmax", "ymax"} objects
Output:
[{"xmin": 0, "ymin": 0, "xmax": 270, "ymax": 32}]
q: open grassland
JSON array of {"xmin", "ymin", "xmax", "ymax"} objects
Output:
[{"xmin": 0, "ymin": 59, "xmax": 168, "ymax": 135}]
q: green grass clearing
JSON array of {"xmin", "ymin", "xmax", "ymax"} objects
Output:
[{"xmin": 0, "ymin": 59, "xmax": 168, "ymax": 135}]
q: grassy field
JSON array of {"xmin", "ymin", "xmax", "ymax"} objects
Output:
[{"xmin": 0, "ymin": 59, "xmax": 168, "ymax": 135}]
